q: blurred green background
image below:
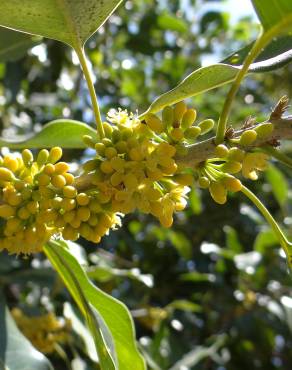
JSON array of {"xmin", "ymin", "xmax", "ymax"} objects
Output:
[{"xmin": 0, "ymin": 0, "xmax": 292, "ymax": 369}]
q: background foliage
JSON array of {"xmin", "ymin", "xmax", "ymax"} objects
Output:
[{"xmin": 0, "ymin": 0, "xmax": 292, "ymax": 369}]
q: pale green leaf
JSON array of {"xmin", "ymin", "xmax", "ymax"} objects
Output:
[
  {"xmin": 0, "ymin": 0, "xmax": 122, "ymax": 48},
  {"xmin": 140, "ymin": 64, "xmax": 240, "ymax": 117},
  {"xmin": 0, "ymin": 292, "xmax": 53, "ymax": 370},
  {"xmin": 251, "ymin": 0, "xmax": 292, "ymax": 32},
  {"xmin": 44, "ymin": 240, "xmax": 145, "ymax": 370},
  {"xmin": 0, "ymin": 120, "xmax": 97, "ymax": 149}
]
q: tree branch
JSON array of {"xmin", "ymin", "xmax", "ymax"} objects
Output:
[{"xmin": 176, "ymin": 116, "xmax": 292, "ymax": 168}]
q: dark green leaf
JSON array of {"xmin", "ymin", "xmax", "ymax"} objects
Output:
[
  {"xmin": 0, "ymin": 291, "xmax": 53, "ymax": 370},
  {"xmin": 44, "ymin": 240, "xmax": 145, "ymax": 370},
  {"xmin": 223, "ymin": 35, "xmax": 292, "ymax": 73},
  {"xmin": 0, "ymin": 1, "xmax": 122, "ymax": 48},
  {"xmin": 0, "ymin": 120, "xmax": 97, "ymax": 149}
]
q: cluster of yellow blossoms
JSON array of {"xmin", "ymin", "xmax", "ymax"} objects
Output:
[
  {"xmin": 0, "ymin": 101, "xmax": 273, "ymax": 254},
  {"xmin": 196, "ymin": 123, "xmax": 273, "ymax": 204},
  {"xmin": 12, "ymin": 308, "xmax": 71, "ymax": 353}
]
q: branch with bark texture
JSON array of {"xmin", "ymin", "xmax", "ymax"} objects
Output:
[{"xmin": 176, "ymin": 116, "xmax": 292, "ymax": 167}]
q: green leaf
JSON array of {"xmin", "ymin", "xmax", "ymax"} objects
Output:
[
  {"xmin": 44, "ymin": 241, "xmax": 117, "ymax": 370},
  {"xmin": 157, "ymin": 12, "xmax": 188, "ymax": 33},
  {"xmin": 64, "ymin": 302, "xmax": 98, "ymax": 363},
  {"xmin": 44, "ymin": 240, "xmax": 145, "ymax": 370},
  {"xmin": 0, "ymin": 291, "xmax": 53, "ymax": 370},
  {"xmin": 223, "ymin": 35, "xmax": 292, "ymax": 73},
  {"xmin": 0, "ymin": 119, "xmax": 97, "ymax": 149},
  {"xmin": 140, "ymin": 64, "xmax": 240, "ymax": 117},
  {"xmin": 265, "ymin": 164, "xmax": 289, "ymax": 207},
  {"xmin": 254, "ymin": 229, "xmax": 278, "ymax": 253},
  {"xmin": 169, "ymin": 335, "xmax": 226, "ymax": 370},
  {"xmin": 180, "ymin": 272, "xmax": 216, "ymax": 283},
  {"xmin": 0, "ymin": 1, "xmax": 122, "ymax": 49},
  {"xmin": 0, "ymin": 27, "xmax": 41, "ymax": 62},
  {"xmin": 251, "ymin": 0, "xmax": 292, "ymax": 32}
]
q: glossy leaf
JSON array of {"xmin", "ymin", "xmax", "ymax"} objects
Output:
[
  {"xmin": 0, "ymin": 27, "xmax": 41, "ymax": 62},
  {"xmin": 0, "ymin": 1, "xmax": 122, "ymax": 49},
  {"xmin": 223, "ymin": 35, "xmax": 292, "ymax": 72},
  {"xmin": 64, "ymin": 302, "xmax": 98, "ymax": 363},
  {"xmin": 0, "ymin": 292, "xmax": 53, "ymax": 370},
  {"xmin": 251, "ymin": 0, "xmax": 292, "ymax": 32},
  {"xmin": 0, "ymin": 120, "xmax": 97, "ymax": 149},
  {"xmin": 140, "ymin": 64, "xmax": 240, "ymax": 117},
  {"xmin": 44, "ymin": 241, "xmax": 117, "ymax": 370},
  {"xmin": 44, "ymin": 240, "xmax": 145, "ymax": 370}
]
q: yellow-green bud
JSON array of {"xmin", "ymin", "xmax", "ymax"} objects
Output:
[
  {"xmin": 209, "ymin": 182, "xmax": 227, "ymax": 204},
  {"xmin": 198, "ymin": 176, "xmax": 210, "ymax": 188},
  {"xmin": 0, "ymin": 168, "xmax": 15, "ymax": 182},
  {"xmin": 239, "ymin": 129, "xmax": 257, "ymax": 146},
  {"xmin": 37, "ymin": 149, "xmax": 49, "ymax": 167},
  {"xmin": 48, "ymin": 147, "xmax": 63, "ymax": 164},
  {"xmin": 83, "ymin": 135, "xmax": 96, "ymax": 148},
  {"xmin": 181, "ymin": 109, "xmax": 197, "ymax": 130},
  {"xmin": 146, "ymin": 114, "xmax": 164, "ymax": 133},
  {"xmin": 255, "ymin": 122, "xmax": 274, "ymax": 138},
  {"xmin": 22, "ymin": 149, "xmax": 34, "ymax": 167},
  {"xmin": 173, "ymin": 101, "xmax": 187, "ymax": 125},
  {"xmin": 215, "ymin": 144, "xmax": 229, "ymax": 158},
  {"xmin": 198, "ymin": 119, "xmax": 214, "ymax": 135},
  {"xmin": 184, "ymin": 126, "xmax": 201, "ymax": 140},
  {"xmin": 162, "ymin": 106, "xmax": 174, "ymax": 129}
]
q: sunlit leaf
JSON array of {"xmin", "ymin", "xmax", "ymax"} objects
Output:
[
  {"xmin": 0, "ymin": 120, "xmax": 97, "ymax": 149},
  {"xmin": 251, "ymin": 0, "xmax": 292, "ymax": 32},
  {"xmin": 140, "ymin": 64, "xmax": 240, "ymax": 117},
  {"xmin": 0, "ymin": 1, "xmax": 122, "ymax": 48},
  {"xmin": 44, "ymin": 240, "xmax": 145, "ymax": 370},
  {"xmin": 45, "ymin": 241, "xmax": 117, "ymax": 370}
]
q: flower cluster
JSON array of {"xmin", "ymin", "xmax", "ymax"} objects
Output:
[
  {"xmin": 195, "ymin": 122, "xmax": 273, "ymax": 204},
  {"xmin": 0, "ymin": 102, "xmax": 273, "ymax": 254},
  {"xmin": 12, "ymin": 308, "xmax": 71, "ymax": 354},
  {"xmin": 81, "ymin": 105, "xmax": 193, "ymax": 227}
]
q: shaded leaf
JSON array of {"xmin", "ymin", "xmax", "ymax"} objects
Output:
[
  {"xmin": 0, "ymin": 1, "xmax": 122, "ymax": 48},
  {"xmin": 44, "ymin": 240, "xmax": 145, "ymax": 370},
  {"xmin": 64, "ymin": 302, "xmax": 98, "ymax": 363},
  {"xmin": 265, "ymin": 164, "xmax": 289, "ymax": 208},
  {"xmin": 0, "ymin": 291, "xmax": 53, "ymax": 370},
  {"xmin": 223, "ymin": 35, "xmax": 292, "ymax": 72},
  {"xmin": 169, "ymin": 335, "xmax": 226, "ymax": 370},
  {"xmin": 0, "ymin": 120, "xmax": 97, "ymax": 149},
  {"xmin": 180, "ymin": 272, "xmax": 216, "ymax": 283},
  {"xmin": 0, "ymin": 27, "xmax": 41, "ymax": 62},
  {"xmin": 254, "ymin": 229, "xmax": 278, "ymax": 253}
]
